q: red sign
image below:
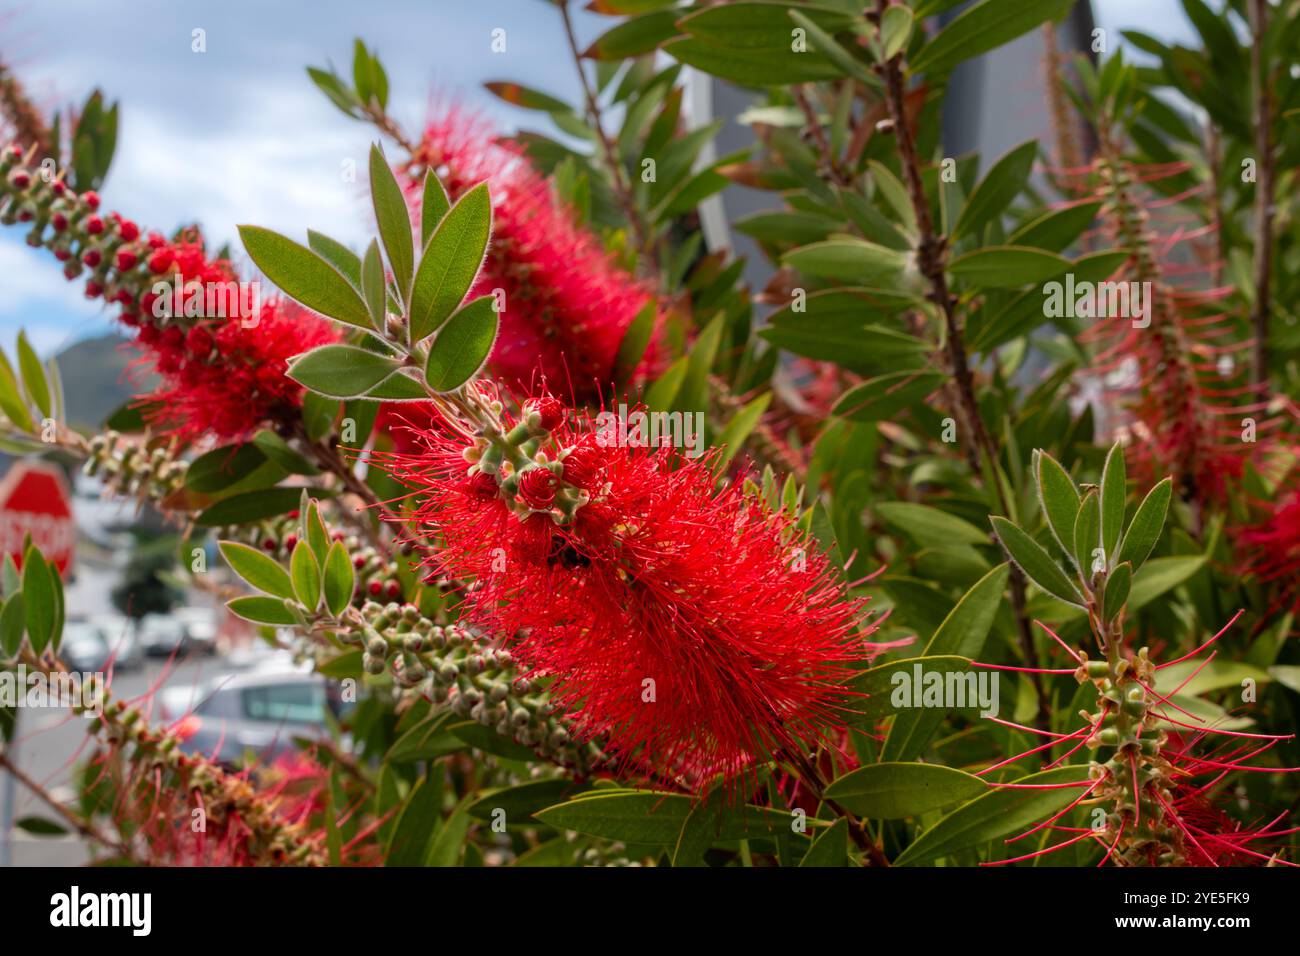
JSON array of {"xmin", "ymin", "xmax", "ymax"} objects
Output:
[{"xmin": 0, "ymin": 462, "xmax": 76, "ymax": 576}]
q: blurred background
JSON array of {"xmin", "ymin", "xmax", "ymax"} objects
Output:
[{"xmin": 0, "ymin": 0, "xmax": 1200, "ymax": 864}]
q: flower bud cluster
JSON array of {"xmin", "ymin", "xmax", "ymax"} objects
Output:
[
  {"xmin": 81, "ymin": 691, "xmax": 326, "ymax": 865},
  {"xmin": 351, "ymin": 601, "xmax": 603, "ymax": 774},
  {"xmin": 84, "ymin": 430, "xmax": 187, "ymax": 503}
]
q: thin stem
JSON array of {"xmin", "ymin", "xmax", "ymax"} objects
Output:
[
  {"xmin": 871, "ymin": 0, "xmax": 1048, "ymax": 728},
  {"xmin": 558, "ymin": 0, "xmax": 660, "ymax": 275},
  {"xmin": 0, "ymin": 749, "xmax": 137, "ymax": 861},
  {"xmin": 1249, "ymin": 0, "xmax": 1274, "ymax": 392}
]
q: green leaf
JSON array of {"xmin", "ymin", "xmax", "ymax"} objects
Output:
[
  {"xmin": 1129, "ymin": 555, "xmax": 1207, "ymax": 611},
  {"xmin": 483, "ymin": 81, "xmax": 571, "ymax": 113},
  {"xmin": 948, "ymin": 246, "xmax": 1070, "ymax": 288},
  {"xmin": 16, "ymin": 331, "xmax": 51, "ymax": 419},
  {"xmin": 535, "ymin": 790, "xmax": 797, "ymax": 845},
  {"xmin": 1073, "ymin": 490, "xmax": 1101, "ymax": 576},
  {"xmin": 782, "ymin": 239, "xmax": 907, "ymax": 282},
  {"xmin": 426, "ymin": 799, "xmax": 473, "ymax": 867},
  {"xmin": 1102, "ymin": 562, "xmax": 1132, "ymax": 622},
  {"xmin": 910, "ymin": 0, "xmax": 1074, "ymax": 75},
  {"xmin": 875, "ymin": 502, "xmax": 988, "ymax": 548},
  {"xmin": 409, "ymin": 182, "xmax": 491, "ymax": 342},
  {"xmin": 831, "ymin": 369, "xmax": 945, "ymax": 423},
  {"xmin": 713, "ymin": 393, "xmax": 772, "ymax": 472},
  {"xmin": 226, "ymin": 596, "xmax": 298, "ymax": 626},
  {"xmin": 219, "ymin": 541, "xmax": 294, "ymax": 599},
  {"xmin": 290, "ymin": 541, "xmax": 322, "ymax": 611},
  {"xmin": 307, "ymin": 230, "xmax": 363, "ymax": 289},
  {"xmin": 613, "ymin": 300, "xmax": 656, "ymax": 386},
  {"xmin": 287, "ymin": 345, "xmax": 401, "ymax": 399},
  {"xmin": 238, "ymin": 225, "xmax": 372, "ymax": 328},
  {"xmin": 798, "ymin": 818, "xmax": 848, "ymax": 867},
  {"xmin": 322, "ymin": 541, "xmax": 355, "ymax": 618},
  {"xmin": 990, "ymin": 517, "xmax": 1082, "ymax": 606},
  {"xmin": 1036, "ymin": 451, "xmax": 1080, "ymax": 558},
  {"xmin": 0, "ymin": 593, "xmax": 25, "ymax": 658},
  {"xmin": 585, "ymin": 10, "xmax": 681, "ymax": 59},
  {"xmin": 824, "ymin": 763, "xmax": 987, "ymax": 819},
  {"xmin": 14, "ymin": 816, "xmax": 67, "ymax": 836},
  {"xmin": 369, "ymin": 144, "xmax": 414, "ymax": 301},
  {"xmin": 420, "ymin": 171, "xmax": 450, "ymax": 249},
  {"xmin": 304, "ymin": 499, "xmax": 330, "ymax": 564},
  {"xmin": 880, "ymin": 4, "xmax": 914, "ymax": 59},
  {"xmin": 21, "ymin": 548, "xmax": 55, "ymax": 654},
  {"xmin": 1099, "ymin": 443, "xmax": 1126, "ymax": 563},
  {"xmin": 881, "ymin": 565, "xmax": 1009, "ymax": 759},
  {"xmin": 953, "ymin": 140, "xmax": 1037, "ymax": 240},
  {"xmin": 847, "ymin": 655, "xmax": 977, "ymax": 724},
  {"xmin": 0, "ymin": 349, "xmax": 35, "ymax": 433},
  {"xmin": 251, "ymin": 430, "xmax": 320, "ymax": 476},
  {"xmin": 894, "ymin": 766, "xmax": 1092, "ymax": 866},
  {"xmin": 788, "ymin": 10, "xmax": 877, "ymax": 85},
  {"xmin": 424, "ymin": 295, "xmax": 498, "ymax": 393},
  {"xmin": 1008, "ymin": 201, "xmax": 1101, "ymax": 252},
  {"xmin": 1116, "ymin": 477, "xmax": 1172, "ymax": 570},
  {"xmin": 384, "ymin": 774, "xmax": 444, "ymax": 867},
  {"xmin": 360, "ymin": 239, "xmax": 386, "ymax": 330},
  {"xmin": 185, "ymin": 443, "xmax": 281, "ymax": 495}
]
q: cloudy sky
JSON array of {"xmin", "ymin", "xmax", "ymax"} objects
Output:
[{"xmin": 0, "ymin": 0, "xmax": 1194, "ymax": 357}]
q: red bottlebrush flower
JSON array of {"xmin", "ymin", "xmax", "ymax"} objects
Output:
[
  {"xmin": 1235, "ymin": 485, "xmax": 1300, "ymax": 616},
  {"xmin": 401, "ymin": 106, "xmax": 663, "ymax": 400},
  {"xmin": 127, "ymin": 239, "xmax": 340, "ymax": 441},
  {"xmin": 372, "ymin": 401, "xmax": 877, "ymax": 788}
]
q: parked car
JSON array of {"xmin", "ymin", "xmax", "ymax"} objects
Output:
[
  {"xmin": 61, "ymin": 621, "xmax": 112, "ymax": 672},
  {"xmin": 137, "ymin": 610, "xmax": 217, "ymax": 658},
  {"xmin": 97, "ymin": 614, "xmax": 144, "ymax": 670},
  {"xmin": 159, "ymin": 666, "xmax": 347, "ymax": 765}
]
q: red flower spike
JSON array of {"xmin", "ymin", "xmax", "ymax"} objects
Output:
[{"xmin": 371, "ymin": 403, "xmax": 878, "ymax": 789}]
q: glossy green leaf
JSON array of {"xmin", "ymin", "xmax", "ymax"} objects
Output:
[
  {"xmin": 0, "ymin": 593, "xmax": 25, "ymax": 658},
  {"xmin": 1099, "ymin": 443, "xmax": 1126, "ymax": 563},
  {"xmin": 831, "ymin": 369, "xmax": 945, "ymax": 423},
  {"xmin": 949, "ymin": 246, "xmax": 1070, "ymax": 288},
  {"xmin": 369, "ymin": 144, "xmax": 414, "ymax": 300},
  {"xmin": 290, "ymin": 541, "xmax": 321, "ymax": 611},
  {"xmin": 1036, "ymin": 451, "xmax": 1080, "ymax": 558},
  {"xmin": 953, "ymin": 140, "xmax": 1037, "ymax": 240},
  {"xmin": 798, "ymin": 818, "xmax": 848, "ymax": 867},
  {"xmin": 420, "ymin": 171, "xmax": 450, "ymax": 249},
  {"xmin": 323, "ymin": 541, "xmax": 355, "ymax": 618},
  {"xmin": 825, "ymin": 763, "xmax": 987, "ymax": 819},
  {"xmin": 990, "ymin": 517, "xmax": 1082, "ymax": 606},
  {"xmin": 1116, "ymin": 477, "xmax": 1172, "ymax": 571},
  {"xmin": 1129, "ymin": 555, "xmax": 1207, "ymax": 611},
  {"xmin": 1073, "ymin": 490, "xmax": 1101, "ymax": 578},
  {"xmin": 287, "ymin": 345, "xmax": 401, "ymax": 399},
  {"xmin": 782, "ymin": 239, "xmax": 907, "ymax": 282},
  {"xmin": 409, "ymin": 182, "xmax": 491, "ymax": 342},
  {"xmin": 425, "ymin": 296, "xmax": 499, "ymax": 393},
  {"xmin": 1102, "ymin": 562, "xmax": 1132, "ymax": 622},
  {"xmin": 16, "ymin": 331, "xmax": 51, "ymax": 419},
  {"xmin": 238, "ymin": 225, "xmax": 372, "ymax": 328},
  {"xmin": 894, "ymin": 766, "xmax": 1092, "ymax": 866},
  {"xmin": 875, "ymin": 502, "xmax": 988, "ymax": 548},
  {"xmin": 910, "ymin": 0, "xmax": 1074, "ymax": 75},
  {"xmin": 21, "ymin": 548, "xmax": 55, "ymax": 654},
  {"xmin": 219, "ymin": 541, "xmax": 294, "ymax": 599},
  {"xmin": 226, "ymin": 596, "xmax": 298, "ymax": 626}
]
